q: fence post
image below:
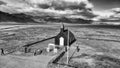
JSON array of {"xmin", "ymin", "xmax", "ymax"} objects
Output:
[
  {"xmin": 1, "ymin": 48, "xmax": 5, "ymax": 55},
  {"xmin": 24, "ymin": 47, "xmax": 28, "ymax": 53}
]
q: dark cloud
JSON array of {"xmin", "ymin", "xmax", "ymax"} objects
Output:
[
  {"xmin": 0, "ymin": 0, "xmax": 96, "ymax": 22},
  {"xmin": 37, "ymin": 1, "xmax": 91, "ymax": 10},
  {"xmin": 111, "ymin": 8, "xmax": 120, "ymax": 14},
  {"xmin": 27, "ymin": 0, "xmax": 95, "ymax": 19},
  {"xmin": 76, "ymin": 10, "xmax": 96, "ymax": 18},
  {"xmin": 29, "ymin": 0, "xmax": 93, "ymax": 11},
  {"xmin": 0, "ymin": 1, "xmax": 6, "ymax": 5}
]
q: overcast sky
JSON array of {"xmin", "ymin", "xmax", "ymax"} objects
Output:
[
  {"xmin": 0, "ymin": 0, "xmax": 120, "ymax": 12},
  {"xmin": 91, "ymin": 0, "xmax": 120, "ymax": 11},
  {"xmin": 0, "ymin": 0, "xmax": 120, "ymax": 19}
]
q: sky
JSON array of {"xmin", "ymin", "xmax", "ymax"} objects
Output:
[
  {"xmin": 0, "ymin": 0, "xmax": 95, "ymax": 19},
  {"xmin": 91, "ymin": 0, "xmax": 120, "ymax": 11},
  {"xmin": 1, "ymin": 0, "xmax": 120, "ymax": 13},
  {"xmin": 0, "ymin": 0, "xmax": 120, "ymax": 20}
]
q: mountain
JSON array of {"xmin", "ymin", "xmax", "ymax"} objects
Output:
[
  {"xmin": 33, "ymin": 15, "xmax": 93, "ymax": 24},
  {"xmin": 0, "ymin": 11, "xmax": 37, "ymax": 24},
  {"xmin": 0, "ymin": 11, "xmax": 92, "ymax": 24}
]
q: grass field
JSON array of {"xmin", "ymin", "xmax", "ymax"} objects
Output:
[
  {"xmin": 0, "ymin": 54, "xmax": 55, "ymax": 68},
  {"xmin": 1, "ymin": 24, "xmax": 120, "ymax": 68}
]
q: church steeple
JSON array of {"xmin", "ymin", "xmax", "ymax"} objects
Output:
[{"xmin": 60, "ymin": 22, "xmax": 65, "ymax": 32}]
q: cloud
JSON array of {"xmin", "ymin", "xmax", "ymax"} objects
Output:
[
  {"xmin": 93, "ymin": 8, "xmax": 120, "ymax": 21},
  {"xmin": 111, "ymin": 8, "xmax": 120, "ymax": 14},
  {"xmin": 0, "ymin": 0, "xmax": 93, "ymax": 12},
  {"xmin": 27, "ymin": 0, "xmax": 93, "ymax": 10},
  {"xmin": 93, "ymin": 10, "xmax": 114, "ymax": 17},
  {"xmin": 26, "ymin": 0, "xmax": 95, "ymax": 19},
  {"xmin": 110, "ymin": 8, "xmax": 120, "ymax": 19},
  {"xmin": 0, "ymin": 1, "xmax": 6, "ymax": 5},
  {"xmin": 0, "ymin": 0, "xmax": 95, "ymax": 20},
  {"xmin": 0, "ymin": 0, "xmax": 31, "ymax": 13}
]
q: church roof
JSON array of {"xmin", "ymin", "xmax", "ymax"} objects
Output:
[
  {"xmin": 55, "ymin": 23, "xmax": 76, "ymax": 46},
  {"xmin": 56, "ymin": 29, "xmax": 76, "ymax": 45}
]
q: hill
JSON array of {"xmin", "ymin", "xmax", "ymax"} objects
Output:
[
  {"xmin": 0, "ymin": 11, "xmax": 36, "ymax": 24},
  {"xmin": 0, "ymin": 11, "xmax": 92, "ymax": 24}
]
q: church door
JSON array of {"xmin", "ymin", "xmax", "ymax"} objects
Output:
[{"xmin": 59, "ymin": 37, "xmax": 64, "ymax": 46}]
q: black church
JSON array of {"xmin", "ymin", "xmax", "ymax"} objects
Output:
[{"xmin": 55, "ymin": 24, "xmax": 76, "ymax": 46}]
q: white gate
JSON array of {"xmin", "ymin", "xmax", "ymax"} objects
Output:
[{"xmin": 59, "ymin": 37, "xmax": 64, "ymax": 46}]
